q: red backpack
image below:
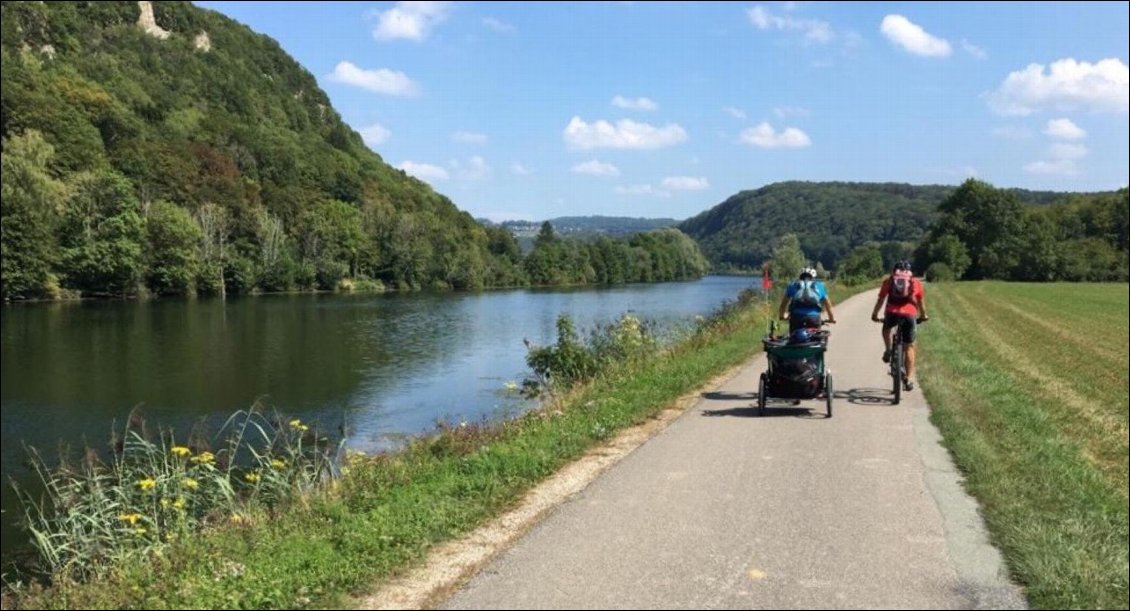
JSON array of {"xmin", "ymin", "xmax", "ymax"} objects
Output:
[{"xmin": 889, "ymin": 269, "xmax": 914, "ymax": 303}]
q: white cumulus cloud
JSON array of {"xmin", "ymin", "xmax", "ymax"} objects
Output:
[
  {"xmin": 661, "ymin": 176, "xmax": 710, "ymax": 191},
  {"xmin": 773, "ymin": 106, "xmax": 811, "ymax": 119},
  {"xmin": 1024, "ymin": 159, "xmax": 1078, "ymax": 176},
  {"xmin": 510, "ymin": 163, "xmax": 533, "ymax": 176},
  {"xmin": 563, "ymin": 117, "xmax": 687, "ymax": 150},
  {"xmin": 327, "ymin": 62, "xmax": 418, "ymax": 96},
  {"xmin": 1044, "ymin": 118, "xmax": 1087, "ymax": 140},
  {"xmin": 992, "ymin": 125, "xmax": 1033, "ymax": 140},
  {"xmin": 399, "ymin": 161, "xmax": 449, "ymax": 181},
  {"xmin": 723, "ymin": 106, "xmax": 747, "ymax": 120},
  {"xmin": 612, "ymin": 95, "xmax": 659, "ymax": 111},
  {"xmin": 987, "ymin": 58, "xmax": 1129, "ymax": 116},
  {"xmin": 880, "ymin": 15, "xmax": 952, "ymax": 57},
  {"xmin": 359, "ymin": 123, "xmax": 391, "ymax": 147},
  {"xmin": 373, "ymin": 1, "xmax": 452, "ymax": 42},
  {"xmin": 452, "ymin": 131, "xmax": 488, "ymax": 145},
  {"xmin": 615, "ymin": 184, "xmax": 671, "ymax": 198},
  {"xmin": 1025, "ymin": 141, "xmax": 1089, "ymax": 177},
  {"xmin": 747, "ymin": 5, "xmax": 833, "ymax": 44},
  {"xmin": 1048, "ymin": 143, "xmax": 1088, "ymax": 160},
  {"xmin": 451, "ymin": 156, "xmax": 492, "ymax": 181},
  {"xmin": 961, "ymin": 39, "xmax": 987, "ymax": 59},
  {"xmin": 739, "ymin": 122, "xmax": 811, "ymax": 149},
  {"xmin": 482, "ymin": 17, "xmax": 515, "ymax": 33},
  {"xmin": 571, "ymin": 160, "xmax": 621, "ymax": 177}
]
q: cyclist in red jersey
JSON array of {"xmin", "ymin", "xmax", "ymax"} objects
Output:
[{"xmin": 870, "ymin": 261, "xmax": 929, "ymax": 391}]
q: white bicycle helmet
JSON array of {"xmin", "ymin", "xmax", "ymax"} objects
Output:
[{"xmin": 800, "ymin": 266, "xmax": 817, "ymax": 279}]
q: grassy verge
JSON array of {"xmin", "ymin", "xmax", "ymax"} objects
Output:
[{"xmin": 917, "ymin": 281, "xmax": 1129, "ymax": 609}]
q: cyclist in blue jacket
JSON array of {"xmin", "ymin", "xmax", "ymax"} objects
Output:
[{"xmin": 778, "ymin": 267, "xmax": 837, "ymax": 332}]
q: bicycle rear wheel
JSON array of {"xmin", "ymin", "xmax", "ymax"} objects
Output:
[{"xmin": 891, "ymin": 344, "xmax": 902, "ymax": 405}]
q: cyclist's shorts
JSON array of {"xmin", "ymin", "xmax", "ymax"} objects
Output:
[{"xmin": 883, "ymin": 313, "xmax": 917, "ymax": 344}]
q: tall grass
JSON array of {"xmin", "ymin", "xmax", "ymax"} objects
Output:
[{"xmin": 11, "ymin": 406, "xmax": 341, "ymax": 582}]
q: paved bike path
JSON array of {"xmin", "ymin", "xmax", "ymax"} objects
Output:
[{"xmin": 440, "ymin": 288, "xmax": 1025, "ymax": 609}]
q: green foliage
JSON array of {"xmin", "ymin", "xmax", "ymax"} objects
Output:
[
  {"xmin": 524, "ymin": 228, "xmax": 708, "ymax": 287},
  {"xmin": 924, "ymin": 262, "xmax": 955, "ymax": 282},
  {"xmin": 1, "ymin": 130, "xmax": 64, "ymax": 299},
  {"xmin": 918, "ymin": 180, "xmax": 1128, "ymax": 282},
  {"xmin": 679, "ymin": 181, "xmax": 949, "ymax": 270},
  {"xmin": 525, "ymin": 313, "xmax": 663, "ymax": 393},
  {"xmin": 837, "ymin": 242, "xmax": 884, "ymax": 285},
  {"xmin": 526, "ymin": 316, "xmax": 601, "ymax": 389},
  {"xmin": 57, "ymin": 170, "xmax": 145, "ymax": 296},
  {"xmin": 921, "ymin": 233, "xmax": 971, "ymax": 279},
  {"xmin": 145, "ymin": 199, "xmax": 200, "ymax": 295},
  {"xmin": 769, "ymin": 233, "xmax": 806, "ymax": 280}
]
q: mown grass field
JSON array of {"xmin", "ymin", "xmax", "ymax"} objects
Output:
[{"xmin": 917, "ymin": 282, "xmax": 1129, "ymax": 610}]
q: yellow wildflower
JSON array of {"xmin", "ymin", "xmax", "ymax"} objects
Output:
[
  {"xmin": 170, "ymin": 446, "xmax": 191, "ymax": 457},
  {"xmin": 172, "ymin": 497, "xmax": 187, "ymax": 510},
  {"xmin": 289, "ymin": 419, "xmax": 310, "ymax": 432},
  {"xmin": 137, "ymin": 478, "xmax": 157, "ymax": 492},
  {"xmin": 191, "ymin": 451, "xmax": 215, "ymax": 465},
  {"xmin": 244, "ymin": 471, "xmax": 260, "ymax": 483},
  {"xmin": 182, "ymin": 477, "xmax": 199, "ymax": 490},
  {"xmin": 270, "ymin": 458, "xmax": 286, "ymax": 469},
  {"xmin": 119, "ymin": 513, "xmax": 144, "ymax": 525},
  {"xmin": 133, "ymin": 528, "xmax": 147, "ymax": 536}
]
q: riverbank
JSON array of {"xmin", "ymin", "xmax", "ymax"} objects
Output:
[{"xmin": 5, "ymin": 283, "xmax": 865, "ymax": 609}]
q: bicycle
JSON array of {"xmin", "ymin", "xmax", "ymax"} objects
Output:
[{"xmin": 874, "ymin": 316, "xmax": 926, "ymax": 405}]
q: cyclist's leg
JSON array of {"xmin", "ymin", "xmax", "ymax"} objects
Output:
[
  {"xmin": 881, "ymin": 313, "xmax": 896, "ymax": 360},
  {"xmin": 901, "ymin": 316, "xmax": 919, "ymax": 383}
]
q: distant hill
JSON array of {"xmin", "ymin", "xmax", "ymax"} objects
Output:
[
  {"xmin": 1, "ymin": 1, "xmax": 519, "ymax": 297},
  {"xmin": 499, "ymin": 216, "xmax": 679, "ymax": 238},
  {"xmin": 489, "ymin": 216, "xmax": 678, "ymax": 252},
  {"xmin": 677, "ymin": 181, "xmax": 1093, "ymax": 270}
]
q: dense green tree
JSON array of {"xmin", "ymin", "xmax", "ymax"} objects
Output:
[
  {"xmin": 918, "ymin": 182, "xmax": 1126, "ymax": 282},
  {"xmin": 145, "ymin": 199, "xmax": 201, "ymax": 295},
  {"xmin": 1, "ymin": 130, "xmax": 64, "ymax": 299},
  {"xmin": 770, "ymin": 233, "xmax": 806, "ymax": 281},
  {"xmin": 838, "ymin": 242, "xmax": 884, "ymax": 284},
  {"xmin": 920, "ymin": 234, "xmax": 971, "ymax": 279},
  {"xmin": 928, "ymin": 179, "xmax": 1027, "ymax": 279},
  {"xmin": 57, "ymin": 170, "xmax": 145, "ymax": 296},
  {"xmin": 194, "ymin": 202, "xmax": 229, "ymax": 296}
]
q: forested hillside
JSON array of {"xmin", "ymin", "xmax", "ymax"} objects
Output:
[
  {"xmin": 8, "ymin": 2, "xmax": 532, "ymax": 299},
  {"xmin": 1, "ymin": 1, "xmax": 534, "ymax": 298},
  {"xmin": 677, "ymin": 181, "xmax": 1103, "ymax": 273}
]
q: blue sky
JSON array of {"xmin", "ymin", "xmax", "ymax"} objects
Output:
[{"xmin": 194, "ymin": 1, "xmax": 1129, "ymax": 222}]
